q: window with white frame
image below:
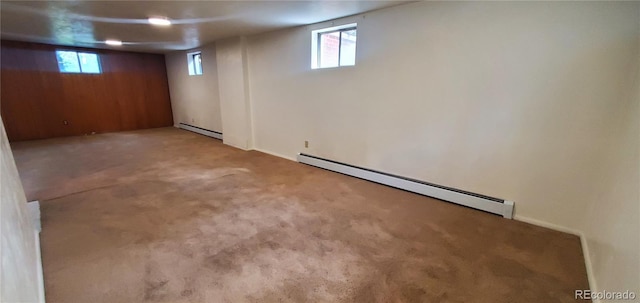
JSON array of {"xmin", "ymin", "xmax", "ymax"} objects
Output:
[
  {"xmin": 187, "ymin": 51, "xmax": 203, "ymax": 75},
  {"xmin": 311, "ymin": 23, "xmax": 357, "ymax": 69},
  {"xmin": 55, "ymin": 50, "xmax": 101, "ymax": 74}
]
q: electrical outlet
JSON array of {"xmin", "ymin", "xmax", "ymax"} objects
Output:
[
  {"xmin": 304, "ymin": 141, "xmax": 309, "ymax": 148},
  {"xmin": 191, "ymin": 118, "xmax": 195, "ymax": 123}
]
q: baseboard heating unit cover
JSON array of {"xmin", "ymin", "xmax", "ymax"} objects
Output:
[
  {"xmin": 179, "ymin": 123, "xmax": 222, "ymax": 140},
  {"xmin": 297, "ymin": 153, "xmax": 514, "ymax": 219}
]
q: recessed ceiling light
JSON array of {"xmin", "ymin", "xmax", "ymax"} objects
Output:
[
  {"xmin": 148, "ymin": 17, "xmax": 171, "ymax": 26},
  {"xmin": 105, "ymin": 40, "xmax": 123, "ymax": 46}
]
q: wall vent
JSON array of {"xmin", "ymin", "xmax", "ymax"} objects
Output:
[
  {"xmin": 297, "ymin": 153, "xmax": 514, "ymax": 218},
  {"xmin": 179, "ymin": 123, "xmax": 222, "ymax": 140}
]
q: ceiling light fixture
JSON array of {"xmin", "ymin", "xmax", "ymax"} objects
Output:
[
  {"xmin": 148, "ymin": 17, "xmax": 171, "ymax": 26},
  {"xmin": 105, "ymin": 39, "xmax": 123, "ymax": 46}
]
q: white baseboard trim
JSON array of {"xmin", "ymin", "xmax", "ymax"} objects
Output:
[
  {"xmin": 513, "ymin": 215, "xmax": 580, "ymax": 236},
  {"xmin": 514, "ymin": 214, "xmax": 596, "ymax": 297},
  {"xmin": 28, "ymin": 201, "xmax": 45, "ymax": 303},
  {"xmin": 34, "ymin": 231, "xmax": 45, "ymax": 303},
  {"xmin": 178, "ymin": 123, "xmax": 222, "ymax": 140},
  {"xmin": 298, "ymin": 153, "xmax": 514, "ymax": 218},
  {"xmin": 252, "ymin": 148, "xmax": 297, "ymax": 162},
  {"xmin": 580, "ymin": 234, "xmax": 598, "ymax": 302}
]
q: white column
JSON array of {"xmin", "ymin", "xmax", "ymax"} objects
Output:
[{"xmin": 216, "ymin": 37, "xmax": 253, "ymax": 150}]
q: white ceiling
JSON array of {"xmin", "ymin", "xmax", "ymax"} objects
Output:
[{"xmin": 0, "ymin": 1, "xmax": 410, "ymax": 53}]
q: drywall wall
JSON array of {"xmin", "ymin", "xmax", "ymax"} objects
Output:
[
  {"xmin": 246, "ymin": 1, "xmax": 640, "ymax": 234},
  {"xmin": 216, "ymin": 37, "xmax": 253, "ymax": 150},
  {"xmin": 582, "ymin": 60, "xmax": 639, "ymax": 298},
  {"xmin": 0, "ymin": 117, "xmax": 41, "ymax": 302},
  {"xmin": 165, "ymin": 43, "xmax": 223, "ymax": 132}
]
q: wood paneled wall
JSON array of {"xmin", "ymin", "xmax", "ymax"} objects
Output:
[{"xmin": 1, "ymin": 40, "xmax": 173, "ymax": 141}]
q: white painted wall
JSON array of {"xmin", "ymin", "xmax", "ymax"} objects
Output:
[
  {"xmin": 165, "ymin": 43, "xmax": 223, "ymax": 132},
  {"xmin": 582, "ymin": 64, "xmax": 639, "ymax": 298},
  {"xmin": 246, "ymin": 1, "xmax": 639, "ymax": 234},
  {"xmin": 0, "ymin": 117, "xmax": 42, "ymax": 303},
  {"xmin": 216, "ymin": 37, "xmax": 254, "ymax": 150}
]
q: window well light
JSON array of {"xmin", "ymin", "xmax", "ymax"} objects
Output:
[
  {"xmin": 105, "ymin": 39, "xmax": 123, "ymax": 46},
  {"xmin": 148, "ymin": 17, "xmax": 172, "ymax": 26}
]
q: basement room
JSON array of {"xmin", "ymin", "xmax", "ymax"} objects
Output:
[{"xmin": 1, "ymin": 1, "xmax": 638, "ymax": 302}]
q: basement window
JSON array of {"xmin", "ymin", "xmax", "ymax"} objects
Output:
[
  {"xmin": 311, "ymin": 23, "xmax": 357, "ymax": 69},
  {"xmin": 56, "ymin": 50, "xmax": 101, "ymax": 74},
  {"xmin": 187, "ymin": 51, "xmax": 203, "ymax": 76}
]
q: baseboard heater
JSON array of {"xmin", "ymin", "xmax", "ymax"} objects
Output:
[
  {"xmin": 297, "ymin": 153, "xmax": 514, "ymax": 219},
  {"xmin": 179, "ymin": 123, "xmax": 222, "ymax": 140}
]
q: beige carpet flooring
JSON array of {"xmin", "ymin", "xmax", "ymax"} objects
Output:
[{"xmin": 11, "ymin": 127, "xmax": 589, "ymax": 302}]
